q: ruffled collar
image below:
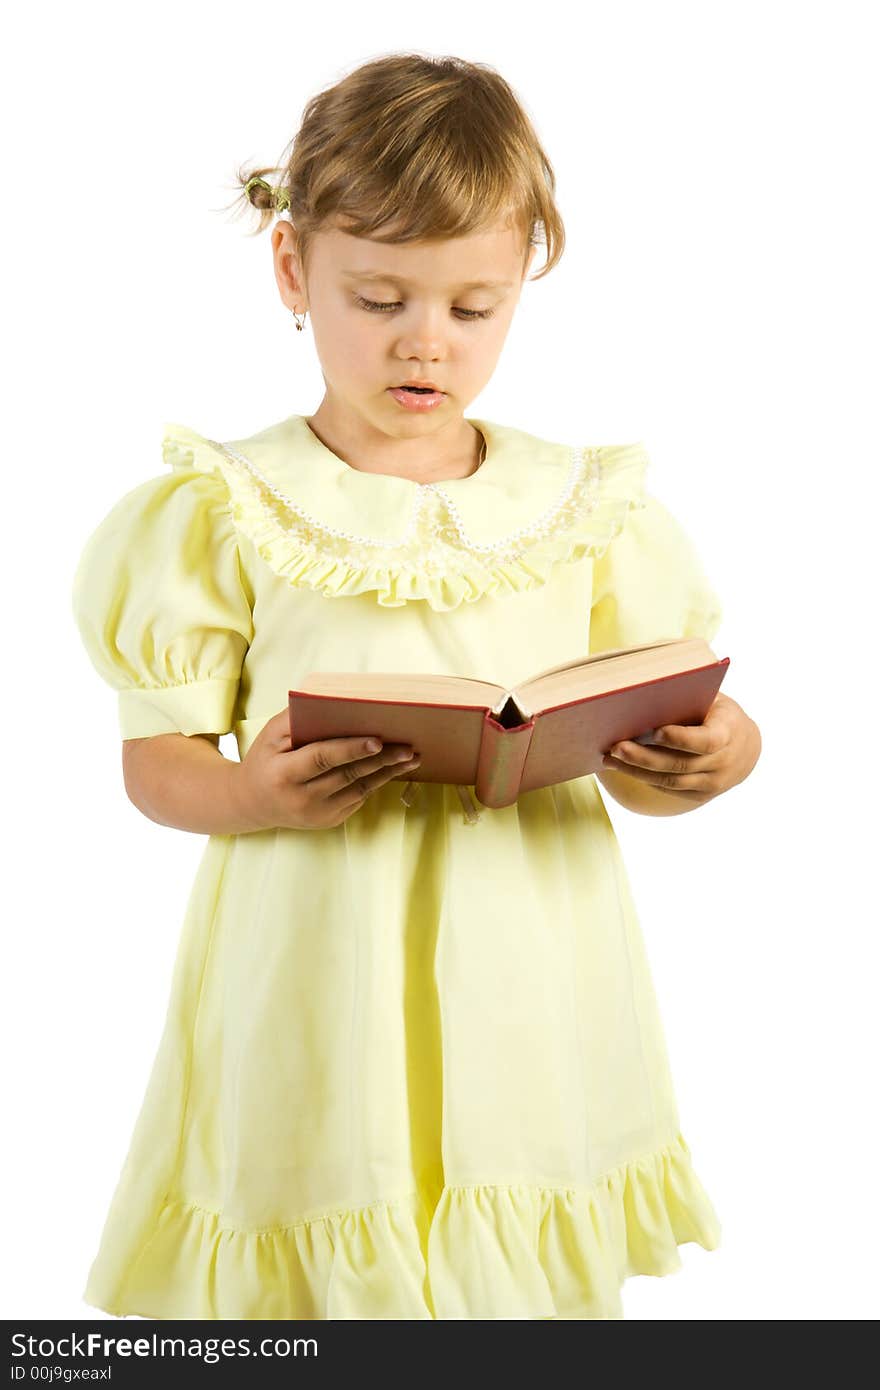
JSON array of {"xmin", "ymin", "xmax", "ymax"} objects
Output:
[
  {"xmin": 161, "ymin": 411, "xmax": 650, "ymax": 613},
  {"xmin": 219, "ymin": 413, "xmax": 602, "ymax": 546}
]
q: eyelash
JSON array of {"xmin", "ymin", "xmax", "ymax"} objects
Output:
[{"xmin": 354, "ymin": 294, "xmax": 495, "ymax": 320}]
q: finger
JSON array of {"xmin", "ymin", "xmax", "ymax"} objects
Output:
[
  {"xmin": 649, "ymin": 723, "xmax": 714, "ymax": 754},
  {"xmin": 299, "ymin": 736, "xmax": 389, "ymax": 780},
  {"xmin": 304, "ymin": 738, "xmax": 419, "ymax": 790},
  {"xmin": 324, "ymin": 755, "xmax": 421, "ymax": 808},
  {"xmin": 607, "ymin": 739, "xmax": 705, "ymax": 769},
  {"xmin": 601, "ymin": 751, "xmax": 711, "ymax": 793}
]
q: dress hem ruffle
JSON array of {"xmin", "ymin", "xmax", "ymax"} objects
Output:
[{"xmin": 82, "ymin": 1131, "xmax": 720, "ymax": 1321}]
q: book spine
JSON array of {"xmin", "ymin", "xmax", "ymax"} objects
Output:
[{"xmin": 474, "ymin": 713, "xmax": 536, "ymax": 809}]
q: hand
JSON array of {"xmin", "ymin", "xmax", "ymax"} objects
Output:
[
  {"xmin": 601, "ymin": 692, "xmax": 762, "ymax": 803},
  {"xmin": 233, "ymin": 708, "xmax": 422, "ymax": 830}
]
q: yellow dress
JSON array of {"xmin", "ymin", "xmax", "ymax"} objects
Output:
[{"xmin": 71, "ymin": 412, "xmax": 724, "ymax": 1320}]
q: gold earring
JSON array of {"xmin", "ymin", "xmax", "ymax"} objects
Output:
[{"xmin": 292, "ymin": 308, "xmax": 308, "ymax": 332}]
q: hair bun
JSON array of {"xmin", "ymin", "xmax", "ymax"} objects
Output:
[{"xmin": 243, "ymin": 175, "xmax": 274, "ymax": 209}]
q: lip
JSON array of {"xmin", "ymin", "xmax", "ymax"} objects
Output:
[
  {"xmin": 387, "ymin": 386, "xmax": 447, "ymax": 413},
  {"xmin": 395, "ymin": 380, "xmax": 444, "ymax": 391}
]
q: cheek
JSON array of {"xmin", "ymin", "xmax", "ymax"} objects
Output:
[
  {"xmin": 317, "ymin": 311, "xmax": 374, "ymax": 373},
  {"xmin": 472, "ymin": 314, "xmax": 512, "ymax": 359}
]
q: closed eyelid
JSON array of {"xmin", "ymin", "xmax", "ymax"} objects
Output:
[
  {"xmin": 347, "ymin": 281, "xmax": 508, "ymax": 308},
  {"xmin": 354, "ymin": 294, "xmax": 495, "ymax": 319}
]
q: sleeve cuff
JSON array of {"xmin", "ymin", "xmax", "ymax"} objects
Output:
[{"xmin": 117, "ymin": 678, "xmax": 239, "ymax": 739}]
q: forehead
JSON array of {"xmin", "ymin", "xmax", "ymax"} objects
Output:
[{"xmin": 315, "ymin": 220, "xmax": 524, "ymax": 287}]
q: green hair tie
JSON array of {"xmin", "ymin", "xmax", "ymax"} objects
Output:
[{"xmin": 244, "ymin": 175, "xmax": 291, "ymax": 214}]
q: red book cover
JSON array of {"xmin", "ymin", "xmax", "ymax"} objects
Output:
[{"xmin": 289, "ymin": 642, "xmax": 730, "ymax": 809}]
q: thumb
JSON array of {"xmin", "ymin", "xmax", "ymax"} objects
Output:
[{"xmin": 260, "ymin": 706, "xmax": 293, "ymax": 749}]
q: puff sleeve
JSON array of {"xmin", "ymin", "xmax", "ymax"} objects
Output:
[
  {"xmin": 588, "ymin": 492, "xmax": 722, "ymax": 655},
  {"xmin": 71, "ymin": 466, "xmax": 254, "ymax": 739}
]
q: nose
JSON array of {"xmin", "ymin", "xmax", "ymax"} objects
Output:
[{"xmin": 393, "ymin": 305, "xmax": 451, "ymax": 360}]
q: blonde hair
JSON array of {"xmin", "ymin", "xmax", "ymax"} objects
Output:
[{"xmin": 224, "ymin": 52, "xmax": 565, "ymax": 283}]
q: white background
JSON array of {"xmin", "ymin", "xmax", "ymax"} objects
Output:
[{"xmin": 4, "ymin": 0, "xmax": 877, "ymax": 1321}]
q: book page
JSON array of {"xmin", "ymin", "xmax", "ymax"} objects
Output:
[
  {"xmin": 295, "ymin": 670, "xmax": 505, "ymax": 708},
  {"xmin": 515, "ymin": 639, "xmax": 683, "ymax": 688},
  {"xmin": 513, "ymin": 638, "xmax": 716, "ymax": 713}
]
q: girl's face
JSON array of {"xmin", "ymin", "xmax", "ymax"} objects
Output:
[{"xmin": 272, "ymin": 217, "xmax": 536, "ymax": 439}]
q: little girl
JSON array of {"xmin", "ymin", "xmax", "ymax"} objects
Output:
[{"xmin": 71, "ymin": 52, "xmax": 760, "ymax": 1321}]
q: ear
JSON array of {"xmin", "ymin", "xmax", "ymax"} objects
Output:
[{"xmin": 272, "ymin": 222, "xmax": 306, "ymax": 311}]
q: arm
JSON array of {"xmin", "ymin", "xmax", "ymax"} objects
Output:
[{"xmin": 122, "ymin": 734, "xmax": 262, "ymax": 836}]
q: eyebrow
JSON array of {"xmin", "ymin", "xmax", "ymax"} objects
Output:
[{"xmin": 341, "ymin": 270, "xmax": 513, "ymax": 291}]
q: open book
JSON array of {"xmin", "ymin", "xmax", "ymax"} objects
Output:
[{"xmin": 289, "ymin": 638, "xmax": 730, "ymax": 809}]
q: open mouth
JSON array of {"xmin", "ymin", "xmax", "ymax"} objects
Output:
[{"xmin": 396, "ymin": 385, "xmax": 442, "ymax": 394}]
